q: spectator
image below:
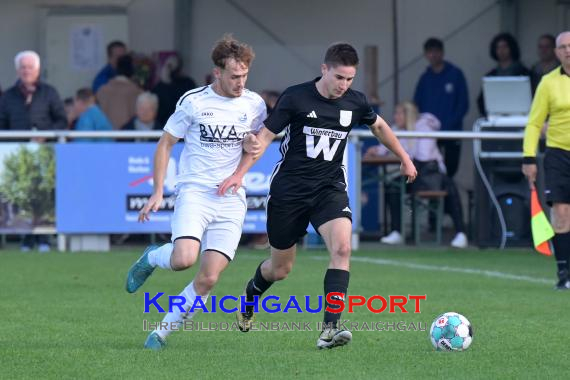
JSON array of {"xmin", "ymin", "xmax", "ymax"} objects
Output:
[
  {"xmin": 478, "ymin": 32, "xmax": 530, "ymax": 115},
  {"xmin": 122, "ymin": 92, "xmax": 161, "ymax": 137},
  {"xmin": 152, "ymin": 53, "xmax": 197, "ymax": 126},
  {"xmin": 0, "ymin": 51, "xmax": 66, "ymax": 132},
  {"xmin": 530, "ymin": 34, "xmax": 559, "ymax": 93},
  {"xmin": 366, "ymin": 101, "xmax": 468, "ymax": 248},
  {"xmin": 63, "ymin": 97, "xmax": 77, "ymax": 129},
  {"xmin": 92, "ymin": 40, "xmax": 127, "ymax": 93},
  {"xmin": 96, "ymin": 54, "xmax": 143, "ymax": 130},
  {"xmin": 73, "ymin": 88, "xmax": 113, "ymax": 142},
  {"xmin": 414, "ymin": 37, "xmax": 468, "ymax": 178},
  {"xmin": 0, "ymin": 50, "xmax": 66, "ymax": 252}
]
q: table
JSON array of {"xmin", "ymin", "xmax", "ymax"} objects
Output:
[{"xmin": 361, "ymin": 154, "xmax": 406, "ymax": 237}]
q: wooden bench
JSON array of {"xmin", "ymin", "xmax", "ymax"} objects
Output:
[{"xmin": 411, "ymin": 190, "xmax": 448, "ymax": 245}]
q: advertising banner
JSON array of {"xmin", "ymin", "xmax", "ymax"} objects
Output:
[{"xmin": 56, "ymin": 142, "xmax": 357, "ymax": 234}]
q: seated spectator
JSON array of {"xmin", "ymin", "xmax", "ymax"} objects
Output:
[
  {"xmin": 122, "ymin": 92, "xmax": 161, "ymax": 140},
  {"xmin": 366, "ymin": 101, "xmax": 468, "ymax": 248},
  {"xmin": 96, "ymin": 55, "xmax": 143, "ymax": 129},
  {"xmin": 92, "ymin": 41, "xmax": 127, "ymax": 93},
  {"xmin": 63, "ymin": 97, "xmax": 77, "ymax": 129},
  {"xmin": 530, "ymin": 34, "xmax": 559, "ymax": 93},
  {"xmin": 477, "ymin": 33, "xmax": 530, "ymax": 115},
  {"xmin": 73, "ymin": 88, "xmax": 113, "ymax": 142},
  {"xmin": 152, "ymin": 53, "xmax": 197, "ymax": 126}
]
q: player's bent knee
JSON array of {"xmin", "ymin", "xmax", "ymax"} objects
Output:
[
  {"xmin": 551, "ymin": 207, "xmax": 570, "ymax": 233},
  {"xmin": 170, "ymin": 253, "xmax": 197, "ymax": 271},
  {"xmin": 195, "ymin": 273, "xmax": 219, "ymax": 292},
  {"xmin": 553, "ymin": 221, "xmax": 570, "ymax": 234},
  {"xmin": 271, "ymin": 264, "xmax": 292, "ymax": 281},
  {"xmin": 332, "ymin": 243, "xmax": 351, "ymax": 259}
]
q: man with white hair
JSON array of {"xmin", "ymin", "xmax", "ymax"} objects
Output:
[
  {"xmin": 0, "ymin": 50, "xmax": 66, "ymax": 131},
  {"xmin": 0, "ymin": 50, "xmax": 66, "ymax": 252},
  {"xmin": 122, "ymin": 92, "xmax": 161, "ymax": 133},
  {"xmin": 523, "ymin": 31, "xmax": 570, "ymax": 290}
]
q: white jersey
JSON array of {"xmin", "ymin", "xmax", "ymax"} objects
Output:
[{"xmin": 164, "ymin": 85, "xmax": 267, "ymax": 189}]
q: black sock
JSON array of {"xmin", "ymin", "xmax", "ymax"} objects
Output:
[
  {"xmin": 552, "ymin": 232, "xmax": 570, "ymax": 278},
  {"xmin": 245, "ymin": 261, "xmax": 273, "ymax": 310},
  {"xmin": 323, "ymin": 269, "xmax": 350, "ymax": 330}
]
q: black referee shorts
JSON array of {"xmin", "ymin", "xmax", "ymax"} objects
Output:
[
  {"xmin": 544, "ymin": 147, "xmax": 570, "ymax": 206},
  {"xmin": 266, "ymin": 188, "xmax": 352, "ymax": 250}
]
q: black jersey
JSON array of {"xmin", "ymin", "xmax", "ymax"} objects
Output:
[{"xmin": 265, "ymin": 78, "xmax": 377, "ymax": 200}]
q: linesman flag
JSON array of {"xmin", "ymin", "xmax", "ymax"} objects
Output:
[{"xmin": 530, "ymin": 186, "xmax": 554, "ymax": 256}]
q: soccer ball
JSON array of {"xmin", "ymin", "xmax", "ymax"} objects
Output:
[{"xmin": 429, "ymin": 312, "xmax": 473, "ymax": 351}]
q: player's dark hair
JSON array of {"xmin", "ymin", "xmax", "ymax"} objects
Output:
[
  {"xmin": 490, "ymin": 32, "xmax": 521, "ymax": 61},
  {"xmin": 423, "ymin": 37, "xmax": 444, "ymax": 52},
  {"xmin": 106, "ymin": 40, "xmax": 126, "ymax": 58},
  {"xmin": 324, "ymin": 43, "xmax": 359, "ymax": 68},
  {"xmin": 75, "ymin": 88, "xmax": 94, "ymax": 102},
  {"xmin": 211, "ymin": 34, "xmax": 255, "ymax": 69}
]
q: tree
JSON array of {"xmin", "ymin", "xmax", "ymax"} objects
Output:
[{"xmin": 0, "ymin": 145, "xmax": 55, "ymax": 225}]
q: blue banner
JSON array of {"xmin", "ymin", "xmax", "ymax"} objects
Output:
[{"xmin": 56, "ymin": 142, "xmax": 358, "ymax": 234}]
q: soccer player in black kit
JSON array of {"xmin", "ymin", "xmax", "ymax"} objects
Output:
[{"xmin": 218, "ymin": 43, "xmax": 417, "ymax": 349}]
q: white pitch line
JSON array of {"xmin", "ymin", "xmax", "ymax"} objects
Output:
[{"xmin": 308, "ymin": 255, "xmax": 552, "ymax": 285}]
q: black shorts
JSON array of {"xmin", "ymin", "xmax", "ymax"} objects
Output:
[
  {"xmin": 544, "ymin": 147, "xmax": 570, "ymax": 206},
  {"xmin": 266, "ymin": 188, "xmax": 352, "ymax": 250}
]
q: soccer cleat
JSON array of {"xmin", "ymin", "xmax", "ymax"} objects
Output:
[
  {"xmin": 316, "ymin": 328, "xmax": 352, "ymax": 349},
  {"xmin": 555, "ymin": 270, "xmax": 570, "ymax": 290},
  {"xmin": 144, "ymin": 331, "xmax": 166, "ymax": 351},
  {"xmin": 126, "ymin": 245, "xmax": 158, "ymax": 293},
  {"xmin": 236, "ymin": 283, "xmax": 256, "ymax": 332}
]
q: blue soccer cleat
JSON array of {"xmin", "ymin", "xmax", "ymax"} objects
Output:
[
  {"xmin": 144, "ymin": 331, "xmax": 166, "ymax": 351},
  {"xmin": 126, "ymin": 245, "xmax": 158, "ymax": 293}
]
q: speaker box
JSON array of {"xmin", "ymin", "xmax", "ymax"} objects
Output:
[{"xmin": 474, "ymin": 160, "xmax": 533, "ymax": 248}]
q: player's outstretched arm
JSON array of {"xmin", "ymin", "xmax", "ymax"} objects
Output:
[
  {"xmin": 217, "ymin": 126, "xmax": 276, "ymax": 195},
  {"xmin": 369, "ymin": 115, "xmax": 417, "ymax": 183},
  {"xmin": 139, "ymin": 132, "xmax": 179, "ymax": 222}
]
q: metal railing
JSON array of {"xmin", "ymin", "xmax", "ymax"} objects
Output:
[
  {"xmin": 0, "ymin": 126, "xmax": 529, "ymax": 251},
  {"xmin": 0, "ymin": 129, "xmax": 525, "ymax": 141}
]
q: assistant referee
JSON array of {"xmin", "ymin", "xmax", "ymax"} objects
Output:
[{"xmin": 522, "ymin": 31, "xmax": 570, "ymax": 290}]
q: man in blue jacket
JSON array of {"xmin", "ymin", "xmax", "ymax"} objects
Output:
[
  {"xmin": 92, "ymin": 41, "xmax": 127, "ymax": 93},
  {"xmin": 413, "ymin": 38, "xmax": 468, "ymax": 178}
]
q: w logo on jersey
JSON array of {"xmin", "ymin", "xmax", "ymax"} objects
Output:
[
  {"xmin": 303, "ymin": 126, "xmax": 347, "ymax": 161},
  {"xmin": 306, "ymin": 135, "xmax": 341, "ymax": 161}
]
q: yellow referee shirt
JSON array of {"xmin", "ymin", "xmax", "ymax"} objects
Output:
[{"xmin": 523, "ymin": 66, "xmax": 570, "ymax": 161}]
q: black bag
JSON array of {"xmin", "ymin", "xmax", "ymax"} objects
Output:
[{"xmin": 411, "ymin": 160, "xmax": 444, "ymax": 192}]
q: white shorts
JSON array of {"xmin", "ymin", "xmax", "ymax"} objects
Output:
[{"xmin": 171, "ymin": 186, "xmax": 247, "ymax": 261}]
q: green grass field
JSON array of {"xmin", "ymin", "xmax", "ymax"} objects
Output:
[{"xmin": 2, "ymin": 246, "xmax": 569, "ymax": 379}]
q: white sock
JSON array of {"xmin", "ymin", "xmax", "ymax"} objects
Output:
[
  {"xmin": 147, "ymin": 243, "xmax": 173, "ymax": 270},
  {"xmin": 155, "ymin": 281, "xmax": 209, "ymax": 339}
]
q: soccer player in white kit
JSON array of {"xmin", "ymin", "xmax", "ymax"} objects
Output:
[{"xmin": 125, "ymin": 35, "xmax": 266, "ymax": 350}]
